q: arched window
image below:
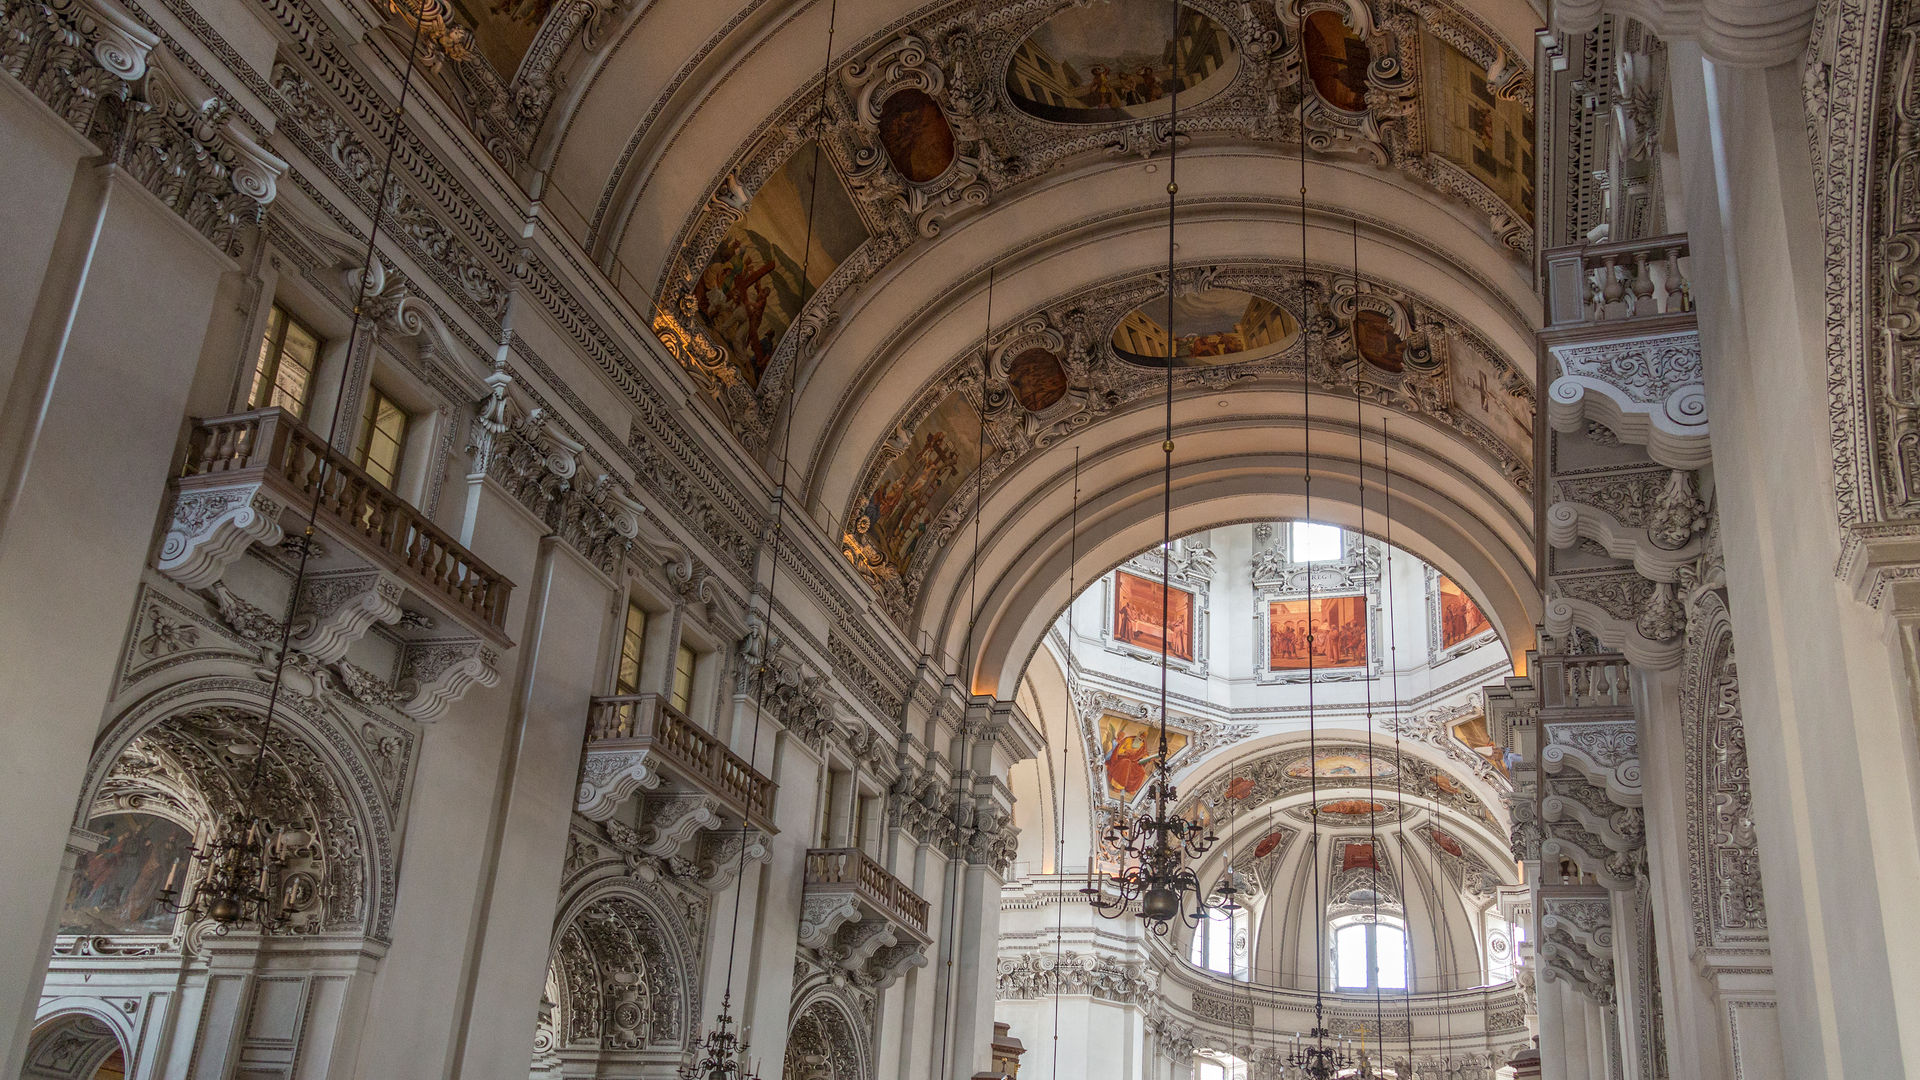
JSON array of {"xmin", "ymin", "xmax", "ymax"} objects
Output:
[
  {"xmin": 1190, "ymin": 904, "xmax": 1249, "ymax": 979},
  {"xmin": 1330, "ymin": 915, "xmax": 1408, "ymax": 991}
]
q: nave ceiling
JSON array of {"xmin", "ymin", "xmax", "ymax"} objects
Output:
[{"xmin": 378, "ymin": 0, "xmax": 1550, "ymax": 694}]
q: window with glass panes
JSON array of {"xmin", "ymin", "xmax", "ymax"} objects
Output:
[
  {"xmin": 248, "ymin": 304, "xmax": 320, "ymax": 417},
  {"xmin": 1332, "ymin": 917, "xmax": 1409, "ymax": 991},
  {"xmin": 1190, "ymin": 904, "xmax": 1249, "ymax": 979},
  {"xmin": 354, "ymin": 385, "xmax": 409, "ymax": 488},
  {"xmin": 670, "ymin": 642, "xmax": 696, "ymax": 714},
  {"xmin": 616, "ymin": 601, "xmax": 647, "ymax": 695}
]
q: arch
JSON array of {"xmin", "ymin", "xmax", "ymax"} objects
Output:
[
  {"xmin": 22, "ymin": 1005, "xmax": 132, "ymax": 1080},
  {"xmin": 544, "ymin": 875, "xmax": 700, "ymax": 1061},
  {"xmin": 71, "ymin": 677, "xmax": 401, "ymax": 941},
  {"xmin": 782, "ymin": 986, "xmax": 873, "ymax": 1080}
]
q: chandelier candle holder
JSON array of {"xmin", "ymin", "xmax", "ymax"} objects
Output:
[
  {"xmin": 1286, "ymin": 1023, "xmax": 1358, "ymax": 1080},
  {"xmin": 157, "ymin": 810, "xmax": 302, "ymax": 932},
  {"xmin": 680, "ymin": 1000, "xmax": 759, "ymax": 1080}
]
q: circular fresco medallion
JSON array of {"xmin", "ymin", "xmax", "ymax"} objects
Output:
[
  {"xmin": 1111, "ymin": 287, "xmax": 1299, "ymax": 367},
  {"xmin": 1006, "ymin": 347, "xmax": 1068, "ymax": 411},
  {"xmin": 877, "ymin": 89, "xmax": 956, "ymax": 183},
  {"xmin": 1005, "ymin": 0, "xmax": 1242, "ymax": 124}
]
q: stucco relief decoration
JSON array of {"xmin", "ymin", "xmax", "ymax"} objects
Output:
[
  {"xmin": 784, "ymin": 995, "xmax": 873, "ymax": 1080},
  {"xmin": 1681, "ymin": 578, "xmax": 1768, "ymax": 953},
  {"xmin": 1177, "ymin": 740, "xmax": 1496, "ymax": 830},
  {"xmin": 548, "ymin": 886, "xmax": 692, "ymax": 1055},
  {"xmin": 840, "ymin": 262, "xmax": 1530, "ymax": 623},
  {"xmin": 656, "ymin": 0, "xmax": 1532, "ymax": 446},
  {"xmin": 79, "ymin": 705, "xmax": 387, "ymax": 946}
]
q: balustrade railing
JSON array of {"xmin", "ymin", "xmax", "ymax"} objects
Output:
[
  {"xmin": 1543, "ymin": 233, "xmax": 1693, "ymax": 327},
  {"xmin": 1536, "ymin": 652, "xmax": 1633, "ymax": 710},
  {"xmin": 585, "ymin": 693, "xmax": 777, "ymax": 829},
  {"xmin": 178, "ymin": 408, "xmax": 511, "ymax": 634},
  {"xmin": 804, "ymin": 847, "xmax": 930, "ymax": 937}
]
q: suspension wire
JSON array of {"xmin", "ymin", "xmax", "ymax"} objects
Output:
[
  {"xmin": 246, "ymin": 4, "xmax": 430, "ymax": 815},
  {"xmin": 1298, "ymin": 57, "xmax": 1329, "ymax": 1048},
  {"xmin": 1381, "ymin": 418, "xmax": 1417, "ymax": 1075},
  {"xmin": 935, "ymin": 258, "xmax": 994, "ymax": 1080},
  {"xmin": 708, "ymin": 0, "xmax": 840, "ymax": 1062},
  {"xmin": 1153, "ymin": 0, "xmax": 1181, "ymax": 800},
  {"xmin": 1052, "ymin": 446, "xmax": 1080, "ymax": 1080},
  {"xmin": 1350, "ymin": 216, "xmax": 1388, "ymax": 1072}
]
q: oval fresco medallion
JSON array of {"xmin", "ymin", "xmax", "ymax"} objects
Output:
[
  {"xmin": 1006, "ymin": 348, "xmax": 1069, "ymax": 411},
  {"xmin": 1251, "ymin": 828, "xmax": 1288, "ymax": 858},
  {"xmin": 877, "ymin": 89, "xmax": 956, "ymax": 183},
  {"xmin": 1111, "ymin": 287, "xmax": 1299, "ymax": 367},
  {"xmin": 1353, "ymin": 308, "xmax": 1406, "ymax": 372},
  {"xmin": 1005, "ymin": 0, "xmax": 1242, "ymax": 124},
  {"xmin": 1302, "ymin": 10, "xmax": 1371, "ymax": 114},
  {"xmin": 1284, "ymin": 751, "xmax": 1395, "ymax": 779}
]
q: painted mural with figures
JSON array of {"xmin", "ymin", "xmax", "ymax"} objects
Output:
[
  {"xmin": 1113, "ymin": 570, "xmax": 1196, "ymax": 661},
  {"xmin": 1268, "ymin": 595, "xmax": 1368, "ymax": 669},
  {"xmin": 843, "ymin": 391, "xmax": 993, "ymax": 580},
  {"xmin": 695, "ymin": 142, "xmax": 870, "ymax": 388},
  {"xmin": 1100, "ymin": 713, "xmax": 1189, "ymax": 800},
  {"xmin": 1004, "ymin": 0, "xmax": 1241, "ymax": 123},
  {"xmin": 1437, "ymin": 574, "xmax": 1493, "ymax": 647},
  {"xmin": 59, "ymin": 813, "xmax": 194, "ymax": 935}
]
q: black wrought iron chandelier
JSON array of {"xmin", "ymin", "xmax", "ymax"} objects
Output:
[
  {"xmin": 157, "ymin": 809, "xmax": 300, "ymax": 931},
  {"xmin": 680, "ymin": 1002, "xmax": 756, "ymax": 1080},
  {"xmin": 1084, "ymin": 0, "xmax": 1229, "ymax": 935}
]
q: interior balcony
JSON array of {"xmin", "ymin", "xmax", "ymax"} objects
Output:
[
  {"xmin": 575, "ymin": 693, "xmax": 778, "ymax": 889},
  {"xmin": 156, "ymin": 407, "xmax": 513, "ymax": 719},
  {"xmin": 798, "ymin": 847, "xmax": 931, "ymax": 989}
]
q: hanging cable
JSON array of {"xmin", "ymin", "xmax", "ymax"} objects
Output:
[
  {"xmin": 158, "ymin": 0, "xmax": 434, "ymax": 934},
  {"xmin": 1380, "ymin": 418, "xmax": 1418, "ymax": 1077},
  {"xmin": 1052, "ymin": 446, "xmax": 1079, "ymax": 1080},
  {"xmin": 682, "ymin": 0, "xmax": 839, "ymax": 1075}
]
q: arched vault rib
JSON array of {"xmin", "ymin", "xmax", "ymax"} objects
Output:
[
  {"xmin": 906, "ymin": 406, "xmax": 1537, "ymax": 700},
  {"xmin": 792, "ymin": 161, "xmax": 1539, "ymax": 503}
]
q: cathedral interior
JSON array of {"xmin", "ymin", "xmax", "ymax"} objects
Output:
[{"xmin": 0, "ymin": 0, "xmax": 1911, "ymax": 1074}]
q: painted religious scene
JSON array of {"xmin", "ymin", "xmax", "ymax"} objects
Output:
[
  {"xmin": 1113, "ymin": 570, "xmax": 1195, "ymax": 661},
  {"xmin": 1100, "ymin": 713, "xmax": 1189, "ymax": 800},
  {"xmin": 1302, "ymin": 10, "xmax": 1371, "ymax": 113},
  {"xmin": 58, "ymin": 813, "xmax": 195, "ymax": 935},
  {"xmin": 1353, "ymin": 309, "xmax": 1408, "ymax": 372},
  {"xmin": 845, "ymin": 391, "xmax": 992, "ymax": 576},
  {"xmin": 1267, "ymin": 595, "xmax": 1368, "ymax": 669},
  {"xmin": 1421, "ymin": 32, "xmax": 1535, "ymax": 226},
  {"xmin": 1110, "ymin": 288, "xmax": 1299, "ymax": 367},
  {"xmin": 1006, "ymin": 348, "xmax": 1069, "ymax": 412},
  {"xmin": 695, "ymin": 142, "xmax": 870, "ymax": 387},
  {"xmin": 1005, "ymin": 0, "xmax": 1240, "ymax": 124},
  {"xmin": 1437, "ymin": 574, "xmax": 1493, "ymax": 647}
]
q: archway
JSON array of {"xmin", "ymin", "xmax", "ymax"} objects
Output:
[{"xmin": 20, "ymin": 1011, "xmax": 128, "ymax": 1080}]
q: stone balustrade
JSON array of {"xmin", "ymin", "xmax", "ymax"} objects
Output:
[
  {"xmin": 168, "ymin": 408, "xmax": 512, "ymax": 638},
  {"xmin": 804, "ymin": 847, "xmax": 930, "ymax": 937},
  {"xmin": 578, "ymin": 692, "xmax": 777, "ymax": 832},
  {"xmin": 1544, "ymin": 234, "xmax": 1693, "ymax": 327}
]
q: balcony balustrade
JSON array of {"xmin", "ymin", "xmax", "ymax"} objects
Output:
[
  {"xmin": 798, "ymin": 846, "xmax": 931, "ymax": 988},
  {"xmin": 803, "ymin": 847, "xmax": 930, "ymax": 939},
  {"xmin": 578, "ymin": 692, "xmax": 777, "ymax": 834},
  {"xmin": 1543, "ymin": 233, "xmax": 1693, "ymax": 328},
  {"xmin": 169, "ymin": 408, "xmax": 511, "ymax": 638}
]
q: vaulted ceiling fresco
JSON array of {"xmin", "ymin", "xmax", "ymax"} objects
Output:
[{"xmin": 644, "ymin": 0, "xmax": 1535, "ymax": 444}]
